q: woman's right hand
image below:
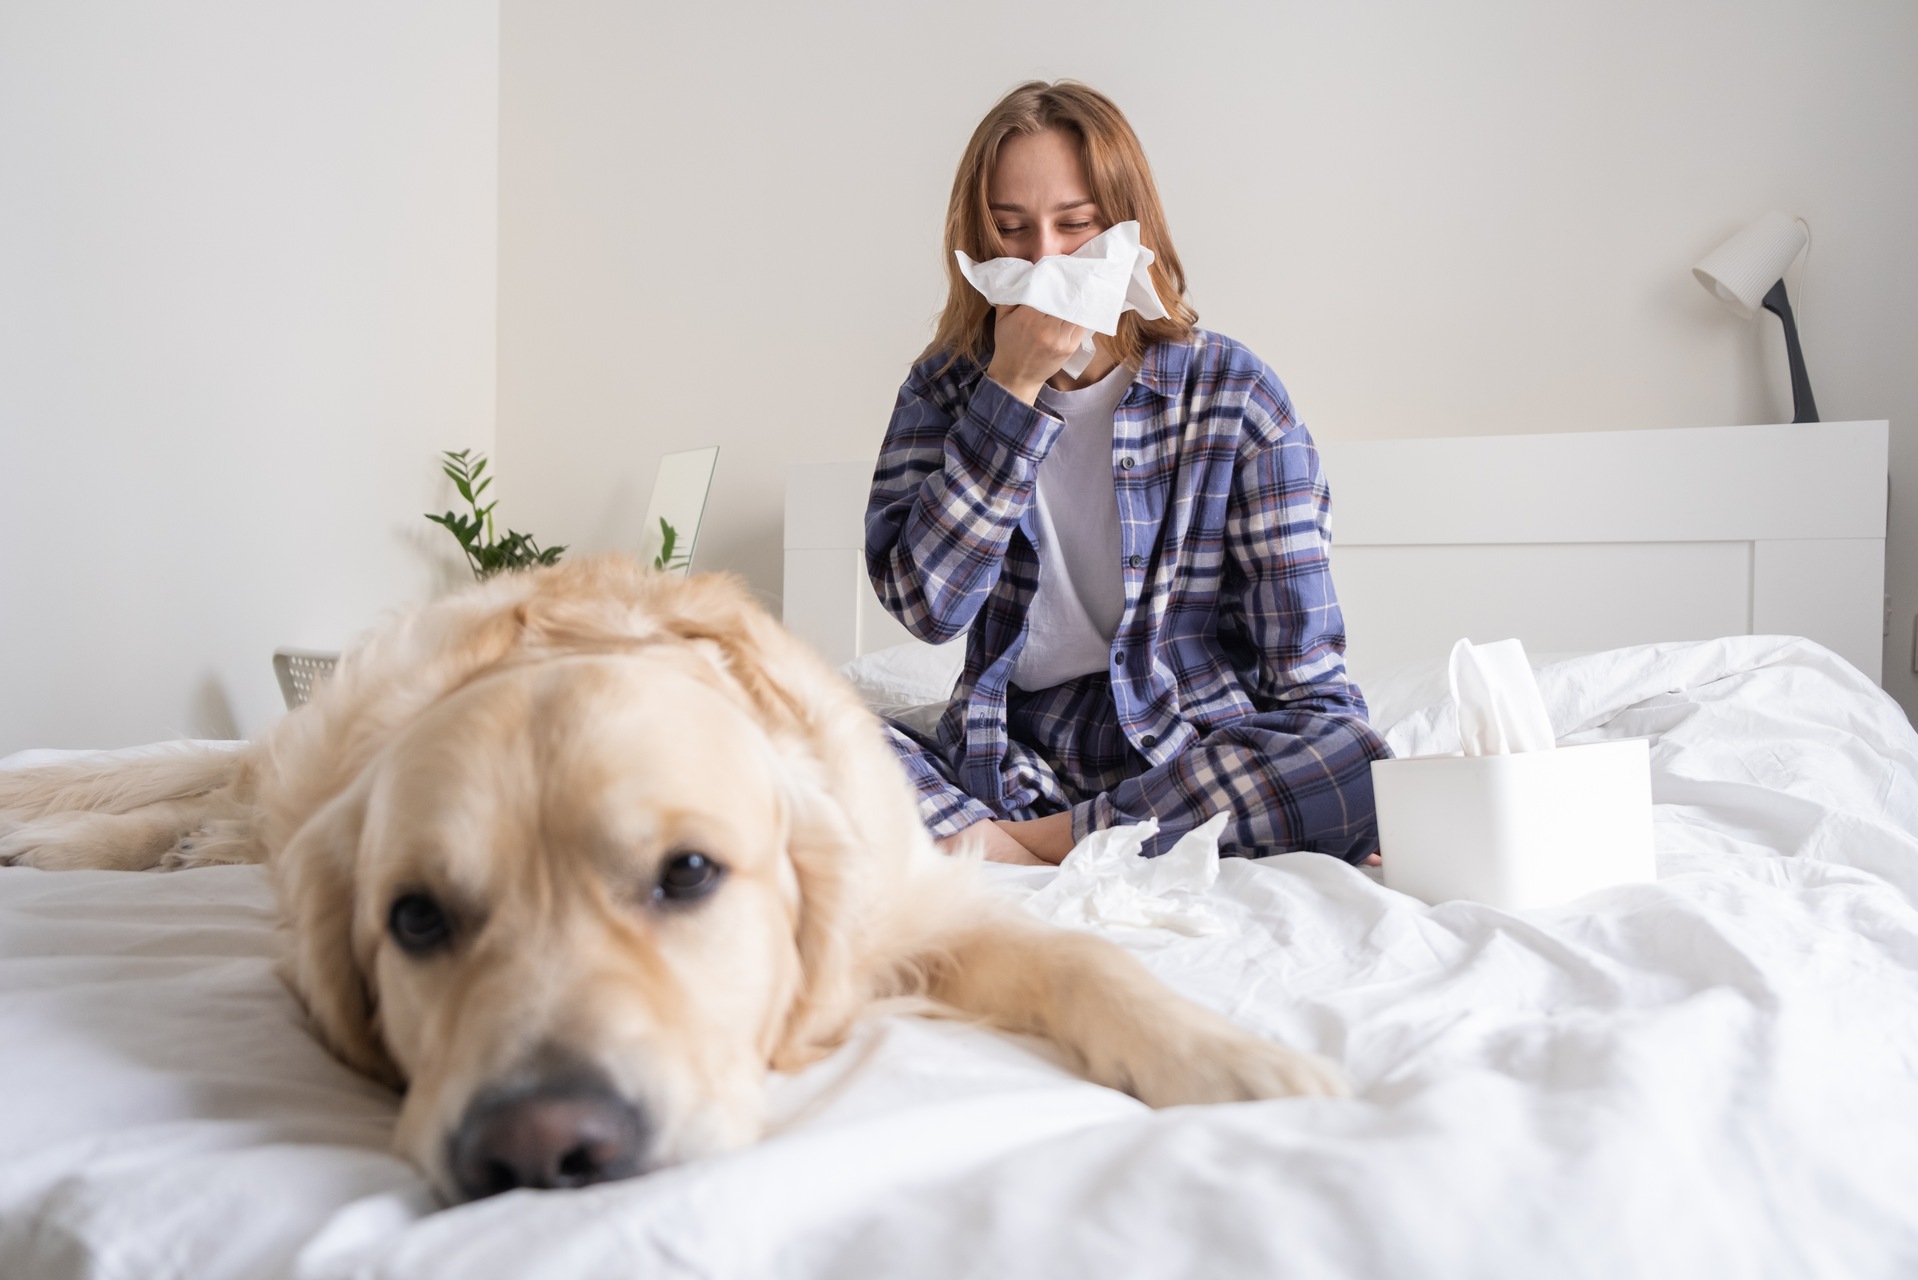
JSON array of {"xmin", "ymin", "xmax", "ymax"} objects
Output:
[{"xmin": 986, "ymin": 304, "xmax": 1087, "ymax": 405}]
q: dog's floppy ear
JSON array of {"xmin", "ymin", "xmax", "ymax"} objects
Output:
[
  {"xmin": 272, "ymin": 778, "xmax": 402, "ymax": 1088},
  {"xmin": 661, "ymin": 580, "xmax": 945, "ymax": 1070},
  {"xmin": 767, "ymin": 775, "xmax": 870, "ymax": 1071}
]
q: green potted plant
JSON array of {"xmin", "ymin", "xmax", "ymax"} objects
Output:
[{"xmin": 424, "ymin": 450, "xmax": 565, "ymax": 581}]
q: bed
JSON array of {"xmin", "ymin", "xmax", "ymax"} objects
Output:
[{"xmin": 5, "ymin": 421, "xmax": 1917, "ymax": 1278}]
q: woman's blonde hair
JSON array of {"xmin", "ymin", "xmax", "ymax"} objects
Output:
[{"xmin": 924, "ymin": 80, "xmax": 1199, "ymax": 370}]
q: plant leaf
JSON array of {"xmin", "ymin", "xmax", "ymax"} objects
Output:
[{"xmin": 423, "ymin": 446, "xmax": 563, "ymax": 580}]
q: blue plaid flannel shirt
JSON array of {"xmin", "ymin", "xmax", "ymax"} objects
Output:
[{"xmin": 864, "ymin": 329, "xmax": 1389, "ymax": 862}]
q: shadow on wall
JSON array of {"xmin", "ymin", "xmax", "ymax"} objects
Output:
[
  {"xmin": 190, "ymin": 674, "xmax": 240, "ymax": 741},
  {"xmin": 706, "ymin": 519, "xmax": 785, "ymax": 616},
  {"xmin": 403, "ymin": 516, "xmax": 485, "ymax": 600}
]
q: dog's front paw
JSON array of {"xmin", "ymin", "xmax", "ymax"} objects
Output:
[
  {"xmin": 1195, "ymin": 1031, "xmax": 1349, "ymax": 1102},
  {"xmin": 1120, "ymin": 1016, "xmax": 1349, "ymax": 1106},
  {"xmin": 0, "ymin": 812, "xmax": 185, "ymax": 872}
]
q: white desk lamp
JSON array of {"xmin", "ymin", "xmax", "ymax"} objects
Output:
[{"xmin": 1692, "ymin": 211, "xmax": 1818, "ymax": 423}]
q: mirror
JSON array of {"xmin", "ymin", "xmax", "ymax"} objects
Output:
[{"xmin": 638, "ymin": 446, "xmax": 719, "ymax": 578}]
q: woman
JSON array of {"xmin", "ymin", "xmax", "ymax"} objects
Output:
[{"xmin": 865, "ymin": 81, "xmax": 1387, "ymax": 867}]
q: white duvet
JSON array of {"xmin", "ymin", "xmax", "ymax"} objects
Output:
[{"xmin": 5, "ymin": 636, "xmax": 1918, "ymax": 1278}]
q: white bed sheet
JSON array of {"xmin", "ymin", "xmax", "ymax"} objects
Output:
[{"xmin": 5, "ymin": 636, "xmax": 1918, "ymax": 1278}]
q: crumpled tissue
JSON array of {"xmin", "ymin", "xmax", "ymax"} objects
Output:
[
  {"xmin": 955, "ymin": 220, "xmax": 1168, "ymax": 377},
  {"xmin": 1022, "ymin": 811, "xmax": 1229, "ymax": 936},
  {"xmin": 1449, "ymin": 636, "xmax": 1556, "ymax": 755}
]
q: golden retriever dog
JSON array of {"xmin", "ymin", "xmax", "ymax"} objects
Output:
[{"xmin": 0, "ymin": 556, "xmax": 1343, "ymax": 1202}]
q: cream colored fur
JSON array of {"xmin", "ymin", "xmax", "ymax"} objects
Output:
[{"xmin": 0, "ymin": 556, "xmax": 1343, "ymax": 1199}]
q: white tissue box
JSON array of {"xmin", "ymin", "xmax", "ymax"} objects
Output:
[{"xmin": 1371, "ymin": 739, "xmax": 1654, "ymax": 910}]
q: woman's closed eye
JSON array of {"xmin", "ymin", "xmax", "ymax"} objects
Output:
[{"xmin": 996, "ymin": 221, "xmax": 1101, "ymax": 250}]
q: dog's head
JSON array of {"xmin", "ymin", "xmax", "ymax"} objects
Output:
[{"xmin": 271, "ymin": 562, "xmax": 952, "ymax": 1202}]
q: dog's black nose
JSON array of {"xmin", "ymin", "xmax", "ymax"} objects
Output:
[{"xmin": 449, "ymin": 1076, "xmax": 648, "ymax": 1200}]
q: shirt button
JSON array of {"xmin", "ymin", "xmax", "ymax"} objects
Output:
[
  {"xmin": 1126, "ymin": 554, "xmax": 1144, "ymax": 569},
  {"xmin": 1113, "ymin": 650, "xmax": 1126, "ymax": 667},
  {"xmin": 1120, "ymin": 456, "xmax": 1135, "ymax": 470},
  {"xmin": 1141, "ymin": 734, "xmax": 1159, "ymax": 750}
]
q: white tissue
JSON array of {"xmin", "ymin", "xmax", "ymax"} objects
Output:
[
  {"xmin": 1449, "ymin": 637, "xmax": 1556, "ymax": 755},
  {"xmin": 955, "ymin": 221, "xmax": 1169, "ymax": 377},
  {"xmin": 1022, "ymin": 811, "xmax": 1228, "ymax": 936}
]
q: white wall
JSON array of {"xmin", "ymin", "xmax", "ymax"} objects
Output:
[
  {"xmin": 0, "ymin": 2, "xmax": 500, "ymax": 753},
  {"xmin": 496, "ymin": 0, "xmax": 1918, "ymax": 720},
  {"xmin": 7, "ymin": 1, "xmax": 1912, "ymax": 752}
]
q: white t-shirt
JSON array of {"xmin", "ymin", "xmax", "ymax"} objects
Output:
[{"xmin": 1010, "ymin": 362, "xmax": 1132, "ymax": 692}]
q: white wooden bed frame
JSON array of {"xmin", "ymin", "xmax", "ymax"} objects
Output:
[{"xmin": 784, "ymin": 420, "xmax": 1890, "ymax": 685}]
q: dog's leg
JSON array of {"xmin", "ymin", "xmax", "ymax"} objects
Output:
[
  {"xmin": 921, "ymin": 911, "xmax": 1347, "ymax": 1104},
  {"xmin": 0, "ymin": 798, "xmax": 260, "ymax": 872},
  {"xmin": 0, "ymin": 808, "xmax": 197, "ymax": 871}
]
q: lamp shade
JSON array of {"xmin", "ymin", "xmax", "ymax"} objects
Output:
[{"xmin": 1692, "ymin": 211, "xmax": 1807, "ymax": 319}]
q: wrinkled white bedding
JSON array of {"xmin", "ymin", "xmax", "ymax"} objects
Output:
[{"xmin": 4, "ymin": 636, "xmax": 1918, "ymax": 1278}]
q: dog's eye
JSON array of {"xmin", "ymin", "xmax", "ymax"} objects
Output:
[
  {"xmin": 654, "ymin": 852, "xmax": 725, "ymax": 904},
  {"xmin": 389, "ymin": 893, "xmax": 452, "ymax": 954}
]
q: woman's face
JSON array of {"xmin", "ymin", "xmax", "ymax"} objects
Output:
[{"xmin": 987, "ymin": 128, "xmax": 1108, "ymax": 263}]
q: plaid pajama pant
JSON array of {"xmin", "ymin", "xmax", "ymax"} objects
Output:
[{"xmin": 882, "ymin": 674, "xmax": 1384, "ymax": 863}]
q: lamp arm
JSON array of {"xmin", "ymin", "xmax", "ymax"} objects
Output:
[{"xmin": 1760, "ymin": 279, "xmax": 1820, "ymax": 424}]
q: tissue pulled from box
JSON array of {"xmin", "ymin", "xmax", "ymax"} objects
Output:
[
  {"xmin": 1449, "ymin": 637, "xmax": 1556, "ymax": 755},
  {"xmin": 955, "ymin": 221, "xmax": 1168, "ymax": 377},
  {"xmin": 1022, "ymin": 811, "xmax": 1228, "ymax": 936}
]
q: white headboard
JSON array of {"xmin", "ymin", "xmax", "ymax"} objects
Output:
[{"xmin": 785, "ymin": 420, "xmax": 1889, "ymax": 684}]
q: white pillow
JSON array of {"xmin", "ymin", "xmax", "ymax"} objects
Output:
[{"xmin": 839, "ymin": 640, "xmax": 965, "ymax": 735}]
